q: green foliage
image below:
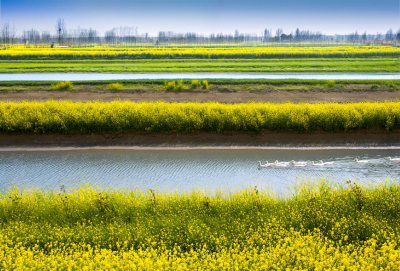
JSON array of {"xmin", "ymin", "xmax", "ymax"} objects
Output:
[
  {"xmin": 201, "ymin": 80, "xmax": 209, "ymax": 90},
  {"xmin": 0, "ymin": 180, "xmax": 399, "ymax": 254},
  {"xmin": 190, "ymin": 79, "xmax": 201, "ymax": 88},
  {"xmin": 163, "ymin": 80, "xmax": 186, "ymax": 91},
  {"xmin": 370, "ymin": 84, "xmax": 379, "ymax": 90},
  {"xmin": 50, "ymin": 81, "xmax": 73, "ymax": 91},
  {"xmin": 1, "ymin": 101, "xmax": 400, "ymax": 133},
  {"xmin": 106, "ymin": 82, "xmax": 124, "ymax": 90},
  {"xmin": 164, "ymin": 80, "xmax": 176, "ymax": 91},
  {"xmin": 0, "ymin": 57, "xmax": 399, "ymax": 73},
  {"xmin": 175, "ymin": 80, "xmax": 183, "ymax": 91}
]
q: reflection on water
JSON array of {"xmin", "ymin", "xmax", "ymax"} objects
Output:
[
  {"xmin": 0, "ymin": 73, "xmax": 399, "ymax": 81},
  {"xmin": 0, "ymin": 149, "xmax": 399, "ymax": 193}
]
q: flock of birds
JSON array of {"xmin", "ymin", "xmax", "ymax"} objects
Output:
[{"xmin": 258, "ymin": 157, "xmax": 400, "ymax": 168}]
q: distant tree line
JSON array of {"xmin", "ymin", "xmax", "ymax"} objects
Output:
[{"xmin": 0, "ymin": 19, "xmax": 399, "ymax": 47}]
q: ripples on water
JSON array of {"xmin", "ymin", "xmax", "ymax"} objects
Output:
[{"xmin": 0, "ymin": 149, "xmax": 399, "ymax": 193}]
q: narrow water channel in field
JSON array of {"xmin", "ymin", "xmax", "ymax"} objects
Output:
[
  {"xmin": 1, "ymin": 148, "xmax": 399, "ymax": 193},
  {"xmin": 0, "ymin": 72, "xmax": 399, "ymax": 81}
]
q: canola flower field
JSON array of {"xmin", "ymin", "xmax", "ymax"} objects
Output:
[
  {"xmin": 0, "ymin": 101, "xmax": 399, "ymax": 133},
  {"xmin": 0, "ymin": 46, "xmax": 398, "ymax": 59},
  {"xmin": 0, "ymin": 180, "xmax": 399, "ymax": 270}
]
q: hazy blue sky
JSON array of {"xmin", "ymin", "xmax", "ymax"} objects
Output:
[{"xmin": 1, "ymin": 0, "xmax": 399, "ymax": 35}]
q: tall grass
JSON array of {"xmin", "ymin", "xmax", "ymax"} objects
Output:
[
  {"xmin": 0, "ymin": 180, "xmax": 399, "ymax": 269},
  {"xmin": 0, "ymin": 101, "xmax": 399, "ymax": 133},
  {"xmin": 106, "ymin": 82, "xmax": 124, "ymax": 90},
  {"xmin": 49, "ymin": 81, "xmax": 73, "ymax": 91}
]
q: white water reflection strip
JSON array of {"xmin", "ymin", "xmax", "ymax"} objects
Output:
[{"xmin": 0, "ymin": 73, "xmax": 399, "ymax": 81}]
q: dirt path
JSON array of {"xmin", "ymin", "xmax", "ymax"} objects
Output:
[{"xmin": 0, "ymin": 90, "xmax": 399, "ymax": 103}]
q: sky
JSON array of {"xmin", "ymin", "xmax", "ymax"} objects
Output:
[{"xmin": 1, "ymin": 0, "xmax": 399, "ymax": 36}]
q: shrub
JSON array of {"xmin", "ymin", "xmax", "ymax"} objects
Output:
[
  {"xmin": 50, "ymin": 81, "xmax": 73, "ymax": 91},
  {"xmin": 370, "ymin": 84, "xmax": 379, "ymax": 90},
  {"xmin": 201, "ymin": 80, "xmax": 209, "ymax": 90},
  {"xmin": 107, "ymin": 82, "xmax": 124, "ymax": 91},
  {"xmin": 164, "ymin": 81, "xmax": 176, "ymax": 91},
  {"xmin": 327, "ymin": 80, "xmax": 335, "ymax": 88},
  {"xmin": 164, "ymin": 80, "xmax": 184, "ymax": 91},
  {"xmin": 191, "ymin": 80, "xmax": 201, "ymax": 88}
]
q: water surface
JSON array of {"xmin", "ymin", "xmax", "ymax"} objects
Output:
[
  {"xmin": 0, "ymin": 73, "xmax": 399, "ymax": 81},
  {"xmin": 1, "ymin": 149, "xmax": 399, "ymax": 193}
]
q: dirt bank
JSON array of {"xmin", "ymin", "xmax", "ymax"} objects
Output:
[
  {"xmin": 1, "ymin": 129, "xmax": 400, "ymax": 148},
  {"xmin": 0, "ymin": 90, "xmax": 399, "ymax": 103}
]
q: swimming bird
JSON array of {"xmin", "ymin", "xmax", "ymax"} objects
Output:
[
  {"xmin": 274, "ymin": 160, "xmax": 290, "ymax": 166},
  {"xmin": 354, "ymin": 158, "xmax": 369, "ymax": 163},
  {"xmin": 290, "ymin": 160, "xmax": 307, "ymax": 166},
  {"xmin": 258, "ymin": 161, "xmax": 271, "ymax": 168},
  {"xmin": 264, "ymin": 161, "xmax": 273, "ymax": 167},
  {"xmin": 386, "ymin": 157, "xmax": 400, "ymax": 161},
  {"xmin": 273, "ymin": 161, "xmax": 288, "ymax": 167},
  {"xmin": 311, "ymin": 161, "xmax": 325, "ymax": 166},
  {"xmin": 318, "ymin": 160, "xmax": 334, "ymax": 165}
]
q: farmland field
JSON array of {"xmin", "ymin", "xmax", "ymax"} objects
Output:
[
  {"xmin": 0, "ymin": 180, "xmax": 399, "ymax": 270},
  {"xmin": 3, "ymin": 0, "xmax": 400, "ymax": 269},
  {"xmin": 1, "ymin": 46, "xmax": 399, "ymax": 59},
  {"xmin": 0, "ymin": 58, "xmax": 399, "ymax": 73},
  {"xmin": 0, "ymin": 45, "xmax": 398, "ymax": 74},
  {"xmin": 1, "ymin": 100, "xmax": 400, "ymax": 133}
]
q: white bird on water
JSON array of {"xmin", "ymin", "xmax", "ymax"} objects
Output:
[
  {"xmin": 318, "ymin": 160, "xmax": 334, "ymax": 165},
  {"xmin": 354, "ymin": 158, "xmax": 369, "ymax": 163},
  {"xmin": 274, "ymin": 160, "xmax": 290, "ymax": 166},
  {"xmin": 386, "ymin": 157, "xmax": 400, "ymax": 161},
  {"xmin": 311, "ymin": 161, "xmax": 325, "ymax": 166},
  {"xmin": 258, "ymin": 161, "xmax": 271, "ymax": 168},
  {"xmin": 290, "ymin": 160, "xmax": 307, "ymax": 167},
  {"xmin": 264, "ymin": 161, "xmax": 273, "ymax": 166}
]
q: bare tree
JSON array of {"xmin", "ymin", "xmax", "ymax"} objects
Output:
[
  {"xmin": 361, "ymin": 31, "xmax": 367, "ymax": 42},
  {"xmin": 1, "ymin": 22, "xmax": 16, "ymax": 46},
  {"xmin": 23, "ymin": 29, "xmax": 40, "ymax": 45},
  {"xmin": 385, "ymin": 29, "xmax": 393, "ymax": 41},
  {"xmin": 55, "ymin": 18, "xmax": 67, "ymax": 45},
  {"xmin": 263, "ymin": 28, "xmax": 271, "ymax": 42},
  {"xmin": 275, "ymin": 28, "xmax": 283, "ymax": 41},
  {"xmin": 41, "ymin": 31, "xmax": 51, "ymax": 44},
  {"xmin": 295, "ymin": 28, "xmax": 300, "ymax": 41}
]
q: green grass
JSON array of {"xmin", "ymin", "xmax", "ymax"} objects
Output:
[
  {"xmin": 0, "ymin": 79, "xmax": 398, "ymax": 93},
  {"xmin": 0, "ymin": 58, "xmax": 398, "ymax": 73},
  {"xmin": 0, "ymin": 79, "xmax": 399, "ymax": 87}
]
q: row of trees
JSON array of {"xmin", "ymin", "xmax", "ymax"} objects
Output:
[{"xmin": 1, "ymin": 19, "xmax": 399, "ymax": 46}]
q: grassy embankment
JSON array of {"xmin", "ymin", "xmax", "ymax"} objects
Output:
[
  {"xmin": 0, "ymin": 180, "xmax": 399, "ymax": 269},
  {"xmin": 0, "ymin": 79, "xmax": 399, "ymax": 92},
  {"xmin": 1, "ymin": 101, "xmax": 400, "ymax": 133},
  {"xmin": 0, "ymin": 58, "xmax": 399, "ymax": 73}
]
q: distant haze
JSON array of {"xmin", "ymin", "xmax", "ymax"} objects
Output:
[{"xmin": 2, "ymin": 0, "xmax": 399, "ymax": 35}]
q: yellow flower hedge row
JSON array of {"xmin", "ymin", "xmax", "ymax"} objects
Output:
[
  {"xmin": 0, "ymin": 101, "xmax": 399, "ymax": 133},
  {"xmin": 0, "ymin": 46, "xmax": 398, "ymax": 59},
  {"xmin": 1, "ymin": 180, "xmax": 399, "ymax": 270}
]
